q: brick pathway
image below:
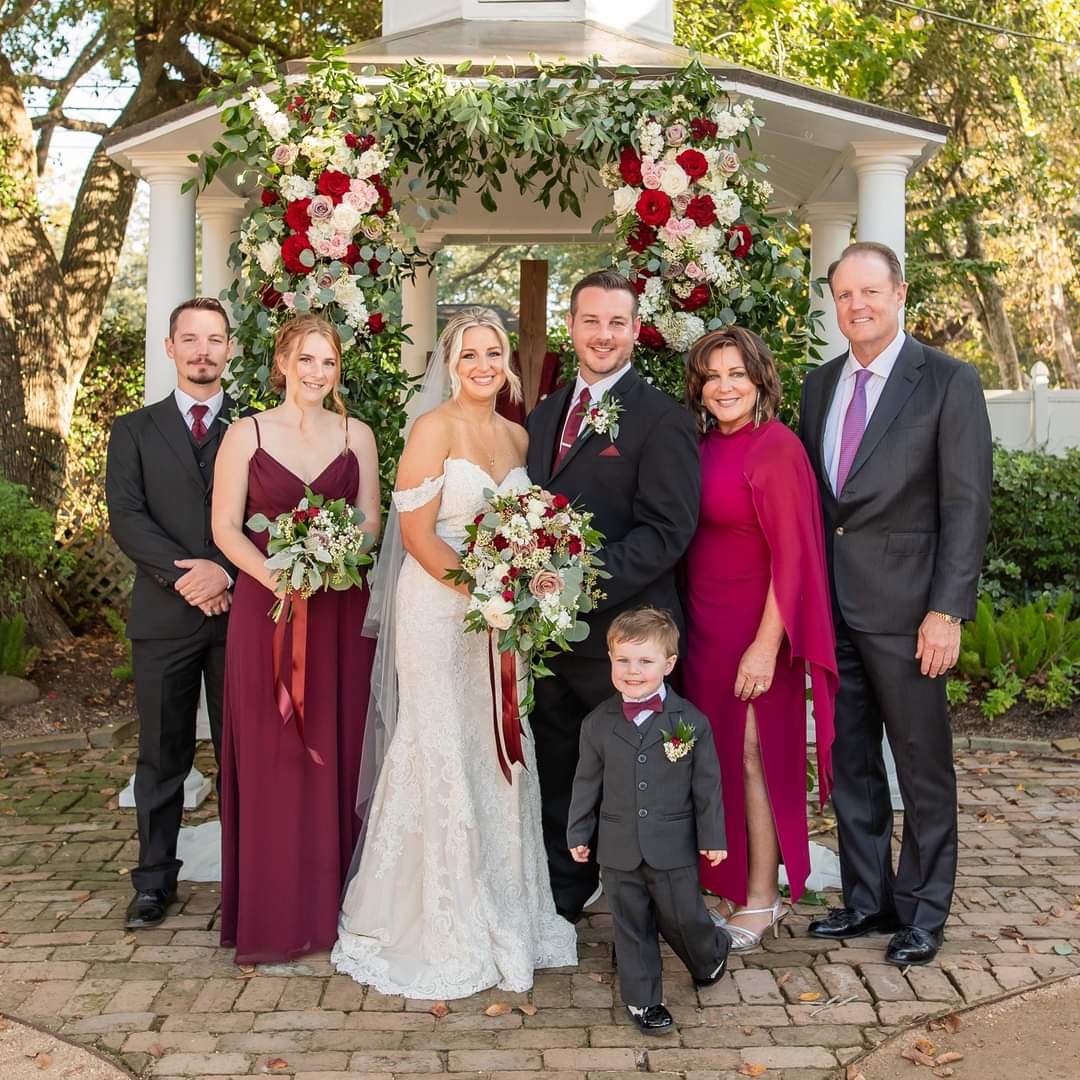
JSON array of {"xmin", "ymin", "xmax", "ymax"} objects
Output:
[{"xmin": 1, "ymin": 742, "xmax": 1079, "ymax": 1079}]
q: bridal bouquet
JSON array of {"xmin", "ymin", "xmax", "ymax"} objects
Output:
[
  {"xmin": 247, "ymin": 487, "xmax": 372, "ymax": 622},
  {"xmin": 447, "ymin": 485, "xmax": 607, "ymax": 782}
]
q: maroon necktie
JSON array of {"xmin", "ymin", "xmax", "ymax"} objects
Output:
[
  {"xmin": 190, "ymin": 403, "xmax": 209, "ymax": 442},
  {"xmin": 622, "ymin": 694, "xmax": 663, "ymax": 724},
  {"xmin": 553, "ymin": 387, "xmax": 591, "ymax": 471}
]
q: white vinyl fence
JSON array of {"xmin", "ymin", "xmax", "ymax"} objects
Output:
[{"xmin": 985, "ymin": 362, "xmax": 1080, "ymax": 454}]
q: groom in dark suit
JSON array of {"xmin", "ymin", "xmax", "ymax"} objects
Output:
[
  {"xmin": 798, "ymin": 242, "xmax": 992, "ymax": 965},
  {"xmin": 526, "ymin": 270, "xmax": 700, "ymax": 921},
  {"xmin": 106, "ymin": 298, "xmax": 237, "ymax": 929}
]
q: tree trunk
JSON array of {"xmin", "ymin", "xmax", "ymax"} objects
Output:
[
  {"xmin": 1043, "ymin": 228, "xmax": 1080, "ymax": 389},
  {"xmin": 961, "ymin": 216, "xmax": 1024, "ymax": 389}
]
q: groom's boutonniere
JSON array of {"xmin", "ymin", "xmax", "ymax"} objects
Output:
[
  {"xmin": 660, "ymin": 718, "xmax": 697, "ymax": 763},
  {"xmin": 582, "ymin": 392, "xmax": 622, "ymax": 442}
]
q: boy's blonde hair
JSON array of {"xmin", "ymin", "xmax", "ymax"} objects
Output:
[{"xmin": 607, "ymin": 607, "xmax": 679, "ymax": 658}]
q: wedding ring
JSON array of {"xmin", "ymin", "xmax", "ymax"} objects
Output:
[{"xmin": 755, "ymin": 683, "xmax": 764, "ymax": 693}]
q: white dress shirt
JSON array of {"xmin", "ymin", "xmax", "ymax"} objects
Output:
[
  {"xmin": 558, "ymin": 363, "xmax": 632, "ymax": 453},
  {"xmin": 173, "ymin": 387, "xmax": 225, "ymax": 433},
  {"xmin": 623, "ymin": 682, "xmax": 668, "ymax": 727},
  {"xmin": 822, "ymin": 330, "xmax": 905, "ymax": 495}
]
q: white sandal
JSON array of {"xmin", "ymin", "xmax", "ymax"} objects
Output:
[{"xmin": 722, "ymin": 895, "xmax": 789, "ymax": 953}]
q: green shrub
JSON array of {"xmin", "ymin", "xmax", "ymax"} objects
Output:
[
  {"xmin": 103, "ymin": 608, "xmax": 133, "ymax": 682},
  {"xmin": 0, "ymin": 614, "xmax": 40, "ymax": 676},
  {"xmin": 0, "ymin": 475, "xmax": 64, "ymax": 609},
  {"xmin": 945, "ymin": 678, "xmax": 971, "ymax": 707},
  {"xmin": 984, "ymin": 446, "xmax": 1080, "ymax": 607},
  {"xmin": 958, "ymin": 594, "xmax": 1080, "ymax": 680}
]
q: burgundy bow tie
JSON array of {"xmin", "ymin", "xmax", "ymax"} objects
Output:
[{"xmin": 622, "ymin": 694, "xmax": 662, "ymax": 723}]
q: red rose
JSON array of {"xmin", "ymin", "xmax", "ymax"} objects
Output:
[
  {"xmin": 675, "ymin": 148, "xmax": 708, "ymax": 180},
  {"xmin": 368, "ymin": 257, "xmax": 381, "ymax": 277},
  {"xmin": 638, "ymin": 324, "xmax": 667, "ymax": 349},
  {"xmin": 508, "ymin": 566, "xmax": 521, "ymax": 578},
  {"xmin": 630, "ymin": 274, "xmax": 647, "ymax": 295},
  {"xmin": 675, "ymin": 284, "xmax": 710, "ymax": 311},
  {"xmin": 373, "ymin": 181, "xmax": 392, "ymax": 216},
  {"xmin": 568, "ymin": 538, "xmax": 582, "ymax": 555},
  {"xmin": 690, "ymin": 117, "xmax": 718, "ymax": 142},
  {"xmin": 344, "ymin": 133, "xmax": 359, "ymax": 149},
  {"xmin": 342, "ymin": 244, "xmax": 360, "ymax": 267},
  {"xmin": 684, "ymin": 194, "xmax": 717, "ymax": 228},
  {"xmin": 283, "ymin": 198, "xmax": 311, "ymax": 233},
  {"xmin": 502, "ymin": 589, "xmax": 515, "ymax": 601},
  {"xmin": 493, "ymin": 534, "xmax": 509, "ymax": 551},
  {"xmin": 474, "ymin": 514, "xmax": 484, "ymax": 525},
  {"xmin": 358, "ymin": 134, "xmax": 376, "ymax": 152},
  {"xmin": 260, "ymin": 188, "xmax": 278, "ymax": 207},
  {"xmin": 636, "ymin": 189, "xmax": 672, "ymax": 227},
  {"xmin": 727, "ymin": 224, "xmax": 754, "ymax": 258},
  {"xmin": 317, "ymin": 170, "xmax": 351, "ymax": 203},
  {"xmin": 281, "ymin": 233, "xmax": 314, "ymax": 274},
  {"xmin": 619, "ymin": 146, "xmax": 643, "ymax": 186},
  {"xmin": 626, "ymin": 222, "xmax": 657, "ymax": 253},
  {"xmin": 552, "ymin": 493, "xmax": 569, "ymax": 509},
  {"xmin": 259, "ymin": 282, "xmax": 284, "ymax": 308},
  {"xmin": 368, "ymin": 313, "xmax": 385, "ymax": 334}
]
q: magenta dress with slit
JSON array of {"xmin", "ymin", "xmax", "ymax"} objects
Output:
[
  {"xmin": 220, "ymin": 434, "xmax": 375, "ymax": 964},
  {"xmin": 683, "ymin": 420, "xmax": 837, "ymax": 904}
]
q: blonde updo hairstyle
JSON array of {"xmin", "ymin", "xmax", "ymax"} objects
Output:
[
  {"xmin": 437, "ymin": 307, "xmax": 522, "ymax": 404},
  {"xmin": 270, "ymin": 314, "xmax": 348, "ymax": 418}
]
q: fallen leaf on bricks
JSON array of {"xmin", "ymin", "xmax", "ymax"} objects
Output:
[
  {"xmin": 742, "ymin": 1026, "xmax": 754, "ymax": 1036},
  {"xmin": 266, "ymin": 1059, "xmax": 289, "ymax": 1071},
  {"xmin": 798, "ymin": 992, "xmax": 822, "ymax": 1002},
  {"xmin": 914, "ymin": 1037, "xmax": 936, "ymax": 1056},
  {"xmin": 146, "ymin": 1045, "xmax": 163, "ymax": 1059},
  {"xmin": 776, "ymin": 972, "xmax": 792, "ymax": 987},
  {"xmin": 518, "ymin": 1004, "xmax": 538, "ymax": 1016},
  {"xmin": 484, "ymin": 1003, "xmax": 512, "ymax": 1016},
  {"xmin": 429, "ymin": 1002, "xmax": 449, "ymax": 1018},
  {"xmin": 587, "ymin": 972, "xmax": 604, "ymax": 982},
  {"xmin": 928, "ymin": 1013, "xmax": 962, "ymax": 1034},
  {"xmin": 32, "ymin": 1052, "xmax": 53, "ymax": 1069},
  {"xmin": 973, "ymin": 931, "xmax": 998, "ymax": 942},
  {"xmin": 846, "ymin": 1067, "xmax": 866, "ymax": 1080},
  {"xmin": 901, "ymin": 1046, "xmax": 935, "ymax": 1067},
  {"xmin": 934, "ymin": 1052, "xmax": 964, "ymax": 1065},
  {"xmin": 738, "ymin": 1064, "xmax": 767, "ymax": 1077},
  {"xmin": 932, "ymin": 1068, "xmax": 954, "ymax": 1078}
]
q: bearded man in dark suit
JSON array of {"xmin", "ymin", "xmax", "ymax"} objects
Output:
[
  {"xmin": 106, "ymin": 298, "xmax": 237, "ymax": 929},
  {"xmin": 526, "ymin": 271, "xmax": 701, "ymax": 922},
  {"xmin": 798, "ymin": 242, "xmax": 992, "ymax": 966}
]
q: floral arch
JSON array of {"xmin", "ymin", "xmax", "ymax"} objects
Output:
[{"xmin": 195, "ymin": 50, "xmax": 815, "ymax": 476}]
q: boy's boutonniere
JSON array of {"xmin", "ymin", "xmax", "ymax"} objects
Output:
[
  {"xmin": 660, "ymin": 717, "xmax": 697, "ymax": 763},
  {"xmin": 582, "ymin": 391, "xmax": 622, "ymax": 442}
]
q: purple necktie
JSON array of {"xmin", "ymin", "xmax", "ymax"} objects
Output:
[{"xmin": 835, "ymin": 368, "xmax": 872, "ymax": 495}]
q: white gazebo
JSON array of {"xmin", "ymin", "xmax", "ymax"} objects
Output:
[{"xmin": 106, "ymin": 0, "xmax": 947, "ymax": 402}]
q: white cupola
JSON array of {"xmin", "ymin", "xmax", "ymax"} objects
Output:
[{"xmin": 382, "ymin": 0, "xmax": 674, "ymax": 45}]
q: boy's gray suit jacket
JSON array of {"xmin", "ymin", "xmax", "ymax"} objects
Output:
[{"xmin": 567, "ymin": 689, "xmax": 725, "ymax": 872}]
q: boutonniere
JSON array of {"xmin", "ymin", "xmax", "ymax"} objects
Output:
[
  {"xmin": 582, "ymin": 392, "xmax": 623, "ymax": 442},
  {"xmin": 660, "ymin": 717, "xmax": 697, "ymax": 763}
]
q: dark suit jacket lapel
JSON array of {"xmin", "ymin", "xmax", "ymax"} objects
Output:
[
  {"xmin": 204, "ymin": 394, "xmax": 235, "ymax": 498},
  {"xmin": 843, "ymin": 336, "xmax": 925, "ymax": 490},
  {"xmin": 150, "ymin": 395, "xmax": 206, "ymax": 492},
  {"xmin": 611, "ymin": 698, "xmax": 640, "ymax": 750},
  {"xmin": 537, "ymin": 382, "xmax": 574, "ymax": 487},
  {"xmin": 551, "ymin": 366, "xmax": 639, "ymax": 482},
  {"xmin": 810, "ymin": 355, "xmax": 846, "ymax": 499},
  {"xmin": 638, "ymin": 689, "xmax": 674, "ymax": 750}
]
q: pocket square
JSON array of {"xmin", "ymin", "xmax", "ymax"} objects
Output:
[{"xmin": 599, "ymin": 444, "xmax": 621, "ymax": 458}]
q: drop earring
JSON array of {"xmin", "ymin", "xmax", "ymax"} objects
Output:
[{"xmin": 753, "ymin": 391, "xmax": 762, "ymax": 427}]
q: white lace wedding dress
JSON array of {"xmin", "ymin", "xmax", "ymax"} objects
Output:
[{"xmin": 332, "ymin": 458, "xmax": 578, "ymax": 999}]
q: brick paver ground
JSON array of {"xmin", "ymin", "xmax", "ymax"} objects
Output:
[{"xmin": 2, "ymin": 741, "xmax": 1079, "ymax": 1079}]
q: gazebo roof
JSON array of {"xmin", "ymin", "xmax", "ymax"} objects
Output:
[{"xmin": 104, "ymin": 16, "xmax": 946, "ymax": 220}]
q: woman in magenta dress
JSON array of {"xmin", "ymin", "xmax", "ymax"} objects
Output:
[
  {"xmin": 682, "ymin": 327, "xmax": 837, "ymax": 952},
  {"xmin": 212, "ymin": 314, "xmax": 380, "ymax": 964}
]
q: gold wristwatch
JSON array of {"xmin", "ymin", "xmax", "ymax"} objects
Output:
[{"xmin": 929, "ymin": 610, "xmax": 962, "ymax": 625}]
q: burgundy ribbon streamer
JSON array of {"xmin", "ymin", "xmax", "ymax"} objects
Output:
[
  {"xmin": 487, "ymin": 631, "xmax": 525, "ymax": 784},
  {"xmin": 272, "ymin": 593, "xmax": 324, "ymax": 766}
]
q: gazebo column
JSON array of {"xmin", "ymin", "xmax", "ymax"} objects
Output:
[
  {"xmin": 198, "ymin": 195, "xmax": 247, "ymax": 311},
  {"xmin": 134, "ymin": 154, "xmax": 199, "ymax": 404},
  {"xmin": 802, "ymin": 203, "xmax": 856, "ymax": 361},
  {"xmin": 850, "ymin": 141, "xmax": 925, "ymax": 272},
  {"xmin": 401, "ymin": 240, "xmax": 443, "ymax": 378}
]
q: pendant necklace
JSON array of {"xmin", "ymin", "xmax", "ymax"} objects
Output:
[{"xmin": 457, "ymin": 400, "xmax": 498, "ymax": 469}]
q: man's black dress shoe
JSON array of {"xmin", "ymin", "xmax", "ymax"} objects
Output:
[
  {"xmin": 808, "ymin": 906, "xmax": 900, "ymax": 940},
  {"xmin": 886, "ymin": 926, "xmax": 942, "ymax": 966},
  {"xmin": 626, "ymin": 1003, "xmax": 674, "ymax": 1034},
  {"xmin": 125, "ymin": 889, "xmax": 177, "ymax": 929}
]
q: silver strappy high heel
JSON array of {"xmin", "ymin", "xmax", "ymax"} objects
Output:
[{"xmin": 719, "ymin": 895, "xmax": 789, "ymax": 953}]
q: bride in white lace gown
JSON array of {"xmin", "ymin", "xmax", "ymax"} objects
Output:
[{"xmin": 332, "ymin": 310, "xmax": 577, "ymax": 999}]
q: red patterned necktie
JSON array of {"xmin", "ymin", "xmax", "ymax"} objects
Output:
[
  {"xmin": 190, "ymin": 403, "xmax": 209, "ymax": 441},
  {"xmin": 553, "ymin": 387, "xmax": 591, "ymax": 470},
  {"xmin": 622, "ymin": 694, "xmax": 663, "ymax": 724}
]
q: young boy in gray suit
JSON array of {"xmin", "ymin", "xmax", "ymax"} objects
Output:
[{"xmin": 568, "ymin": 608, "xmax": 730, "ymax": 1035}]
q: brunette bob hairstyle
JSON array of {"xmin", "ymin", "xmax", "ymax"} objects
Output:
[{"xmin": 685, "ymin": 326, "xmax": 782, "ymax": 435}]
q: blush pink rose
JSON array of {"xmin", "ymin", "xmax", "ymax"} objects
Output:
[
  {"xmin": 640, "ymin": 160, "xmax": 667, "ymax": 190},
  {"xmin": 528, "ymin": 569, "xmax": 565, "ymax": 599}
]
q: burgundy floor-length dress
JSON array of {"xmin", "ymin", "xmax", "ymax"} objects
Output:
[
  {"xmin": 683, "ymin": 419, "xmax": 837, "ymax": 905},
  {"xmin": 220, "ymin": 439, "xmax": 375, "ymax": 964}
]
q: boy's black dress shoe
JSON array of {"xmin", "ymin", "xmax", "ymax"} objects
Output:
[
  {"xmin": 808, "ymin": 907, "xmax": 900, "ymax": 940},
  {"xmin": 125, "ymin": 889, "xmax": 177, "ymax": 929},
  {"xmin": 626, "ymin": 1003, "xmax": 674, "ymax": 1034},
  {"xmin": 886, "ymin": 926, "xmax": 942, "ymax": 966}
]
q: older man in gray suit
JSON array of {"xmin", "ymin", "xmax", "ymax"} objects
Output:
[{"xmin": 799, "ymin": 241, "xmax": 992, "ymax": 966}]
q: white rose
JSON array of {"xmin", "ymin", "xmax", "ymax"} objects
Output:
[
  {"xmin": 357, "ymin": 148, "xmax": 388, "ymax": 179},
  {"xmin": 264, "ymin": 114, "xmax": 291, "ymax": 142},
  {"xmin": 659, "ymin": 166, "xmax": 690, "ymax": 198},
  {"xmin": 256, "ymin": 240, "xmax": 280, "ymax": 275},
  {"xmin": 612, "ymin": 185, "xmax": 638, "ymax": 216},
  {"xmin": 331, "ymin": 202, "xmax": 362, "ymax": 234},
  {"xmin": 479, "ymin": 594, "xmax": 515, "ymax": 631},
  {"xmin": 712, "ymin": 189, "xmax": 742, "ymax": 226}
]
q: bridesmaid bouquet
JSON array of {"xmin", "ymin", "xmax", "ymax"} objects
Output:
[{"xmin": 247, "ymin": 487, "xmax": 372, "ymax": 622}]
